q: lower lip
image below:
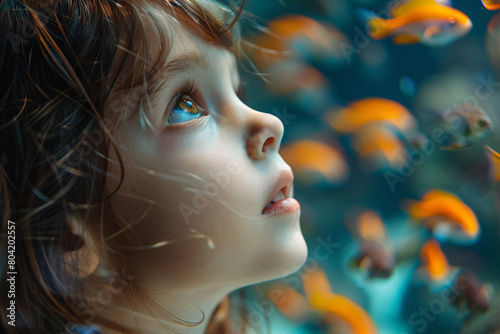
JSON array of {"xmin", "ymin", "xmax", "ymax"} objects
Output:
[{"xmin": 262, "ymin": 198, "xmax": 301, "ymax": 217}]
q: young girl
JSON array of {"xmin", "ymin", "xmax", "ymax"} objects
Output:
[{"xmin": 0, "ymin": 0, "xmax": 308, "ymax": 333}]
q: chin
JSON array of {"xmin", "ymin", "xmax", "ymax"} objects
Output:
[
  {"xmin": 277, "ymin": 230, "xmax": 308, "ymax": 277},
  {"xmin": 252, "ymin": 227, "xmax": 308, "ymax": 284}
]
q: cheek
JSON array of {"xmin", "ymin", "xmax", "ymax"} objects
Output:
[
  {"xmin": 104, "ymin": 120, "xmax": 307, "ymax": 286},
  {"xmin": 104, "ymin": 128, "xmax": 248, "ymax": 249}
]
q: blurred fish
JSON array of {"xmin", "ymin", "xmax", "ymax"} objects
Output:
[
  {"xmin": 246, "ymin": 15, "xmax": 340, "ymax": 111},
  {"xmin": 406, "ymin": 190, "xmax": 481, "ymax": 244},
  {"xmin": 427, "ymin": 103, "xmax": 493, "ymax": 150},
  {"xmin": 350, "ymin": 210, "xmax": 395, "ymax": 278},
  {"xmin": 250, "ymin": 14, "xmax": 349, "ymax": 68},
  {"xmin": 485, "ymin": 145, "xmax": 500, "ymax": 182},
  {"xmin": 326, "ymin": 98, "xmax": 417, "ymax": 134},
  {"xmin": 356, "ymin": 210, "xmax": 388, "ymax": 242},
  {"xmin": 268, "ymin": 284, "xmax": 311, "ymax": 322},
  {"xmin": 453, "ymin": 270, "xmax": 492, "ymax": 312},
  {"xmin": 483, "ymin": 0, "xmax": 500, "ymax": 10},
  {"xmin": 352, "ymin": 124, "xmax": 408, "ymax": 171},
  {"xmin": 280, "ymin": 139, "xmax": 349, "ymax": 185},
  {"xmin": 269, "ymin": 267, "xmax": 379, "ymax": 333},
  {"xmin": 418, "ymin": 240, "xmax": 492, "ymax": 311},
  {"xmin": 264, "ymin": 60, "xmax": 332, "ymax": 112},
  {"xmin": 264, "ymin": 58, "xmax": 330, "ymax": 96},
  {"xmin": 359, "ymin": 0, "xmax": 472, "ymax": 46},
  {"xmin": 418, "ymin": 238, "xmax": 454, "ymax": 283},
  {"xmin": 302, "ymin": 268, "xmax": 379, "ymax": 334}
]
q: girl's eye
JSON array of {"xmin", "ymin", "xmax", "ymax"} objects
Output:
[{"xmin": 165, "ymin": 97, "xmax": 204, "ymax": 126}]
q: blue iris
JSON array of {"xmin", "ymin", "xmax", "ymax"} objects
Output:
[{"xmin": 166, "ymin": 98, "xmax": 202, "ymax": 125}]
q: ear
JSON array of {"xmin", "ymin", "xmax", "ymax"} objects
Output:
[{"xmin": 62, "ymin": 215, "xmax": 100, "ymax": 278}]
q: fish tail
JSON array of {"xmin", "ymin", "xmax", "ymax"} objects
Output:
[{"xmin": 357, "ymin": 8, "xmax": 389, "ymax": 39}]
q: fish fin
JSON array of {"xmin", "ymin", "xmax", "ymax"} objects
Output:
[
  {"xmin": 393, "ymin": 34, "xmax": 420, "ymax": 44},
  {"xmin": 439, "ymin": 139, "xmax": 473, "ymax": 150},
  {"xmin": 485, "ymin": 145, "xmax": 500, "ymax": 182},
  {"xmin": 357, "ymin": 8, "xmax": 389, "ymax": 39},
  {"xmin": 423, "ymin": 26, "xmax": 441, "ymax": 40},
  {"xmin": 391, "ymin": 0, "xmax": 439, "ymax": 17}
]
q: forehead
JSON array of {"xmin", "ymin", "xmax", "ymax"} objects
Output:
[
  {"xmin": 106, "ymin": 5, "xmax": 238, "ymax": 120},
  {"xmin": 129, "ymin": 7, "xmax": 237, "ymax": 88},
  {"xmin": 162, "ymin": 15, "xmax": 236, "ymax": 72}
]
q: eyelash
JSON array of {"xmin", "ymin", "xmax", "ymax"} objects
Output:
[
  {"xmin": 163, "ymin": 81, "xmax": 209, "ymax": 128},
  {"xmin": 162, "ymin": 80, "xmax": 244, "ymax": 128}
]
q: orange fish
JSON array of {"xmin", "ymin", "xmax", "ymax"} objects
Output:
[
  {"xmin": 407, "ymin": 190, "xmax": 480, "ymax": 244},
  {"xmin": 302, "ymin": 268, "xmax": 379, "ymax": 334},
  {"xmin": 269, "ymin": 268, "xmax": 379, "ymax": 332},
  {"xmin": 326, "ymin": 98, "xmax": 417, "ymax": 134},
  {"xmin": 357, "ymin": 211, "xmax": 388, "ymax": 242},
  {"xmin": 485, "ymin": 145, "xmax": 500, "ymax": 182},
  {"xmin": 351, "ymin": 211, "xmax": 395, "ymax": 278},
  {"xmin": 352, "ymin": 124, "xmax": 408, "ymax": 171},
  {"xmin": 250, "ymin": 15, "xmax": 347, "ymax": 68},
  {"xmin": 419, "ymin": 241, "xmax": 492, "ymax": 311},
  {"xmin": 264, "ymin": 59, "xmax": 329, "ymax": 95},
  {"xmin": 483, "ymin": 0, "xmax": 500, "ymax": 10},
  {"xmin": 419, "ymin": 239, "xmax": 451, "ymax": 282},
  {"xmin": 360, "ymin": 0, "xmax": 472, "ymax": 46},
  {"xmin": 280, "ymin": 139, "xmax": 349, "ymax": 185},
  {"xmin": 268, "ymin": 284, "xmax": 311, "ymax": 321}
]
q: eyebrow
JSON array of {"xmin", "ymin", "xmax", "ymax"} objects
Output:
[
  {"xmin": 164, "ymin": 51, "xmax": 210, "ymax": 76},
  {"xmin": 149, "ymin": 51, "xmax": 210, "ymax": 93}
]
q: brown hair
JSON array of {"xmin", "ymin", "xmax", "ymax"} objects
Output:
[{"xmin": 0, "ymin": 0, "xmax": 247, "ymax": 333}]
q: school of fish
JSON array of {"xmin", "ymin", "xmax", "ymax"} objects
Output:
[{"xmin": 247, "ymin": 0, "xmax": 500, "ymax": 333}]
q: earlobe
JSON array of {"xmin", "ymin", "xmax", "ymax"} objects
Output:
[{"xmin": 62, "ymin": 215, "xmax": 100, "ymax": 278}]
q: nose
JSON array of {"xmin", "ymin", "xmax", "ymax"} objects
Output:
[{"xmin": 245, "ymin": 109, "xmax": 284, "ymax": 161}]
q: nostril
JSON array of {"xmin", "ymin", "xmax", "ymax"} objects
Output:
[{"xmin": 263, "ymin": 137, "xmax": 274, "ymax": 152}]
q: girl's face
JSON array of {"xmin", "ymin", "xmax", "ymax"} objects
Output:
[{"xmin": 104, "ymin": 14, "xmax": 307, "ymax": 297}]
